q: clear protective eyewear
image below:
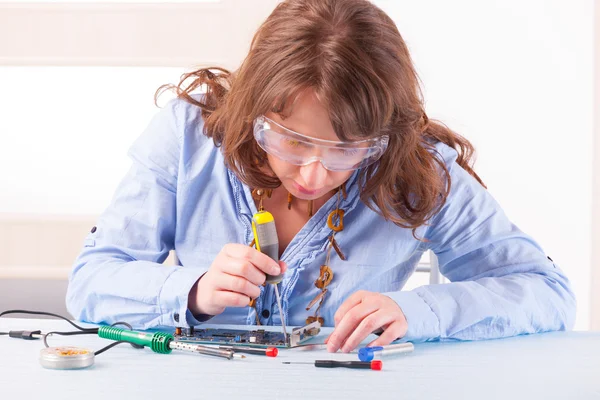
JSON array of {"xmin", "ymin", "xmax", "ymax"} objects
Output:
[{"xmin": 253, "ymin": 115, "xmax": 389, "ymax": 171}]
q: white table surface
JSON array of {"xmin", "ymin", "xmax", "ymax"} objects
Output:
[{"xmin": 1, "ymin": 318, "xmax": 599, "ymax": 399}]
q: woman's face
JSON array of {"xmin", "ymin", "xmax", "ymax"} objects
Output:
[{"xmin": 264, "ymin": 90, "xmax": 354, "ymax": 201}]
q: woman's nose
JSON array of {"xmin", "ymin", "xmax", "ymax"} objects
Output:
[{"xmin": 299, "ymin": 160, "xmax": 328, "ymax": 189}]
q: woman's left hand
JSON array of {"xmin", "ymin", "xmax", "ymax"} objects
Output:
[{"xmin": 325, "ymin": 290, "xmax": 408, "ymax": 353}]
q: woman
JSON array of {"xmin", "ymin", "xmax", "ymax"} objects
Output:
[{"xmin": 66, "ymin": 0, "xmax": 575, "ymax": 353}]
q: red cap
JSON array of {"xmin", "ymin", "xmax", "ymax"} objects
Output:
[
  {"xmin": 371, "ymin": 360, "xmax": 383, "ymax": 371},
  {"xmin": 266, "ymin": 347, "xmax": 278, "ymax": 357}
]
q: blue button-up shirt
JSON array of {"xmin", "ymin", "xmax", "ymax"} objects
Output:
[{"xmin": 66, "ymin": 97, "xmax": 576, "ymax": 342}]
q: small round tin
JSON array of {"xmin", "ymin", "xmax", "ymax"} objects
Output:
[{"xmin": 39, "ymin": 346, "xmax": 95, "ymax": 370}]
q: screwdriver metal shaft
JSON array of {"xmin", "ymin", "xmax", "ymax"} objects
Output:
[{"xmin": 273, "ymin": 284, "xmax": 288, "ymax": 345}]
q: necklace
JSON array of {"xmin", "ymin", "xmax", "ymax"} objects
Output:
[{"xmin": 249, "ymin": 184, "xmax": 347, "ymax": 326}]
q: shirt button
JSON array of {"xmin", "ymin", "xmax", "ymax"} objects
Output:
[
  {"xmin": 261, "ymin": 309, "xmax": 270, "ymax": 318},
  {"xmin": 174, "ymin": 313, "xmax": 180, "ymax": 322}
]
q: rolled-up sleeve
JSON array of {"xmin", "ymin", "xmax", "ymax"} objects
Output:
[
  {"xmin": 385, "ymin": 144, "xmax": 576, "ymax": 342},
  {"xmin": 66, "ymin": 99, "xmax": 206, "ymax": 330}
]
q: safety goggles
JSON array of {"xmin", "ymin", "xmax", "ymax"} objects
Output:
[{"xmin": 253, "ymin": 115, "xmax": 388, "ymax": 171}]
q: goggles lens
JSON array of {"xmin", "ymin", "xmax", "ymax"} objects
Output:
[{"xmin": 253, "ymin": 116, "xmax": 388, "ymax": 171}]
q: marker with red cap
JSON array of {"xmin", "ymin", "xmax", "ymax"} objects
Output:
[{"xmin": 282, "ymin": 360, "xmax": 383, "ymax": 370}]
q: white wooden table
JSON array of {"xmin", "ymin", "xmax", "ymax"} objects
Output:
[{"xmin": 1, "ymin": 318, "xmax": 598, "ymax": 399}]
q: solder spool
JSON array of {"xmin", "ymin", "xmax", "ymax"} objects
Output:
[{"xmin": 39, "ymin": 346, "xmax": 95, "ymax": 370}]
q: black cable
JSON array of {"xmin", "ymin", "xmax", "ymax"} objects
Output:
[
  {"xmin": 2, "ymin": 309, "xmax": 144, "ymax": 355},
  {"xmin": 109, "ymin": 322, "xmax": 144, "ymax": 349},
  {"xmin": 42, "ymin": 324, "xmax": 144, "ymax": 352},
  {"xmin": 0, "ymin": 310, "xmax": 96, "ymax": 332},
  {"xmin": 42, "ymin": 330, "xmax": 98, "ymax": 348},
  {"xmin": 110, "ymin": 321, "xmax": 133, "ymax": 330},
  {"xmin": 94, "ymin": 340, "xmax": 129, "ymax": 356},
  {"xmin": 42, "ymin": 329, "xmax": 142, "ymax": 353}
]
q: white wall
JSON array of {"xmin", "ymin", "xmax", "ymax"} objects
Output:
[
  {"xmin": 592, "ymin": 0, "xmax": 600, "ymax": 331},
  {"xmin": 374, "ymin": 0, "xmax": 595, "ymax": 330},
  {"xmin": 0, "ymin": 67, "xmax": 183, "ymax": 215},
  {"xmin": 0, "ymin": 0, "xmax": 596, "ymax": 329}
]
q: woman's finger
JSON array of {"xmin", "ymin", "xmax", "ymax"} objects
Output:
[
  {"xmin": 224, "ymin": 244, "xmax": 281, "ymax": 275},
  {"xmin": 366, "ymin": 320, "xmax": 408, "ymax": 347},
  {"xmin": 215, "ymin": 273, "xmax": 261, "ymax": 299},
  {"xmin": 340, "ymin": 310, "xmax": 395, "ymax": 353},
  {"xmin": 333, "ymin": 290, "xmax": 367, "ymax": 326},
  {"xmin": 327, "ymin": 299, "xmax": 379, "ymax": 353},
  {"xmin": 220, "ymin": 258, "xmax": 266, "ymax": 286},
  {"xmin": 212, "ymin": 290, "xmax": 251, "ymax": 309}
]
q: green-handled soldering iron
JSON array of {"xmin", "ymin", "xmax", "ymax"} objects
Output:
[{"xmin": 97, "ymin": 326, "xmax": 243, "ymax": 359}]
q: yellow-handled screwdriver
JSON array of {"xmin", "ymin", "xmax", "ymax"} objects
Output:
[{"xmin": 251, "ymin": 210, "xmax": 288, "ymax": 345}]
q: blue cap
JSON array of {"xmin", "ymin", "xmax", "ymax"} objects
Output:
[{"xmin": 358, "ymin": 346, "xmax": 383, "ymax": 362}]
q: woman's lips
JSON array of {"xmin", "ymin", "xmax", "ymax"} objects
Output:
[{"xmin": 294, "ymin": 181, "xmax": 319, "ymax": 195}]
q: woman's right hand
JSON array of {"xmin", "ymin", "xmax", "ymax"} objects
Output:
[{"xmin": 188, "ymin": 243, "xmax": 287, "ymax": 317}]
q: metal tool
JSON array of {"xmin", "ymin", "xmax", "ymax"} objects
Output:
[
  {"xmin": 282, "ymin": 360, "xmax": 383, "ymax": 370},
  {"xmin": 358, "ymin": 342, "xmax": 414, "ymax": 361},
  {"xmin": 289, "ymin": 320, "xmax": 321, "ymax": 347},
  {"xmin": 219, "ymin": 345, "xmax": 278, "ymax": 357},
  {"xmin": 251, "ymin": 210, "xmax": 288, "ymax": 345},
  {"xmin": 170, "ymin": 341, "xmax": 245, "ymax": 360},
  {"xmin": 97, "ymin": 326, "xmax": 244, "ymax": 360}
]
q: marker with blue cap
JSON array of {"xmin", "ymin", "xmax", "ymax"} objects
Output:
[{"xmin": 358, "ymin": 342, "xmax": 414, "ymax": 361}]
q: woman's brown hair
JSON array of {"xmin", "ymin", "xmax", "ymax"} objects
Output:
[{"xmin": 156, "ymin": 0, "xmax": 485, "ymax": 233}]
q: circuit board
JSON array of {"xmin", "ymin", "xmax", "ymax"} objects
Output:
[
  {"xmin": 173, "ymin": 321, "xmax": 321, "ymax": 349},
  {"xmin": 174, "ymin": 328, "xmax": 288, "ymax": 348}
]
